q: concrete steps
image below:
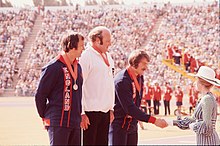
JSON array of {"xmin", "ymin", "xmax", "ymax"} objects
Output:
[
  {"xmin": 17, "ymin": 15, "xmax": 43, "ymax": 69},
  {"xmin": 145, "ymin": 16, "xmax": 164, "ymax": 43},
  {"xmin": 0, "ymin": 14, "xmax": 43, "ymax": 97}
]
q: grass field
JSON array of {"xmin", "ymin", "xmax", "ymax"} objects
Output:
[{"xmin": 0, "ymin": 96, "xmax": 219, "ymax": 145}]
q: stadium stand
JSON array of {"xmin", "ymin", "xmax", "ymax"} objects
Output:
[{"xmin": 0, "ymin": 1, "xmax": 219, "ymax": 100}]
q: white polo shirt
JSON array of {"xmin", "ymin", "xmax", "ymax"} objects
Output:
[{"xmin": 79, "ymin": 44, "xmax": 115, "ymax": 114}]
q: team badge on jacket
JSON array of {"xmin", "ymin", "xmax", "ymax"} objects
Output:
[{"xmin": 63, "ymin": 67, "xmax": 71, "ymax": 111}]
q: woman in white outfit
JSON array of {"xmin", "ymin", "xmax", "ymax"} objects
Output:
[{"xmin": 172, "ymin": 66, "xmax": 220, "ymax": 145}]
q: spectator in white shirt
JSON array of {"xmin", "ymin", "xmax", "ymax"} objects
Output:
[{"xmin": 79, "ymin": 26, "xmax": 115, "ymax": 145}]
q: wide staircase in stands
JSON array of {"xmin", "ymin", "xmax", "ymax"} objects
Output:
[
  {"xmin": 17, "ymin": 15, "xmax": 43, "ymax": 69},
  {"xmin": 145, "ymin": 15, "xmax": 164, "ymax": 44},
  {"xmin": 1, "ymin": 15, "xmax": 43, "ymax": 97}
]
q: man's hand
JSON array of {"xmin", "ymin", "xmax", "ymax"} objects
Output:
[
  {"xmin": 80, "ymin": 114, "xmax": 90, "ymax": 130},
  {"xmin": 110, "ymin": 110, "xmax": 114, "ymax": 124},
  {"xmin": 154, "ymin": 118, "xmax": 168, "ymax": 128}
]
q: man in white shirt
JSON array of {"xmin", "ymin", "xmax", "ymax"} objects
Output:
[{"xmin": 79, "ymin": 26, "xmax": 115, "ymax": 145}]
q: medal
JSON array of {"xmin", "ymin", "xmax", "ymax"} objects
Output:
[
  {"xmin": 62, "ymin": 53, "xmax": 79, "ymax": 91},
  {"xmin": 73, "ymin": 84, "xmax": 78, "ymax": 90}
]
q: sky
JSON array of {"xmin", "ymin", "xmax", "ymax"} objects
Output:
[{"xmin": 6, "ymin": 0, "xmax": 217, "ymax": 7}]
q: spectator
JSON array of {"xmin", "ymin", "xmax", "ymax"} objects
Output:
[
  {"xmin": 153, "ymin": 81, "xmax": 162, "ymax": 115},
  {"xmin": 163, "ymin": 82, "xmax": 173, "ymax": 116},
  {"xmin": 175, "ymin": 85, "xmax": 184, "ymax": 119}
]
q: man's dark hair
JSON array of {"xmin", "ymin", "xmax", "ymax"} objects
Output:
[{"xmin": 61, "ymin": 33, "xmax": 84, "ymax": 52}]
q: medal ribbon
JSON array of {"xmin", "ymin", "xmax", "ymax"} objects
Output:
[
  {"xmin": 61, "ymin": 52, "xmax": 78, "ymax": 83},
  {"xmin": 127, "ymin": 66, "xmax": 141, "ymax": 93},
  {"xmin": 122, "ymin": 66, "xmax": 141, "ymax": 131},
  {"xmin": 56, "ymin": 51, "xmax": 78, "ymax": 127},
  {"xmin": 93, "ymin": 46, "xmax": 110, "ymax": 67}
]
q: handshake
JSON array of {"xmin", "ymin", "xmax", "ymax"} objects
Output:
[{"xmin": 154, "ymin": 118, "xmax": 168, "ymax": 128}]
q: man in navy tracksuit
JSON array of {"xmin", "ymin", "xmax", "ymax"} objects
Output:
[
  {"xmin": 35, "ymin": 32, "xmax": 84, "ymax": 145},
  {"xmin": 109, "ymin": 50, "xmax": 168, "ymax": 145}
]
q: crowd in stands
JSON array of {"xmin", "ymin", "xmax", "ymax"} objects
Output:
[
  {"xmin": 163, "ymin": 3, "xmax": 219, "ymax": 72},
  {"xmin": 0, "ymin": 9, "xmax": 37, "ymax": 92},
  {"xmin": 144, "ymin": 1, "xmax": 219, "ymax": 90},
  {"xmin": 0, "ymin": 1, "xmax": 219, "ymax": 107},
  {"xmin": 15, "ymin": 5, "xmax": 161, "ymax": 96}
]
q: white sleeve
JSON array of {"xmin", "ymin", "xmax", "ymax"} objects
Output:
[
  {"xmin": 108, "ymin": 53, "xmax": 115, "ymax": 111},
  {"xmin": 165, "ymin": 119, "xmax": 174, "ymax": 126},
  {"xmin": 79, "ymin": 51, "xmax": 91, "ymax": 114},
  {"xmin": 189, "ymin": 123, "xmax": 196, "ymax": 130},
  {"xmin": 79, "ymin": 51, "xmax": 91, "ymax": 83}
]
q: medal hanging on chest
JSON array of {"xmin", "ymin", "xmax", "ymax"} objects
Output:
[
  {"xmin": 62, "ymin": 52, "xmax": 78, "ymax": 91},
  {"xmin": 127, "ymin": 66, "xmax": 141, "ymax": 93},
  {"xmin": 73, "ymin": 82, "xmax": 78, "ymax": 90}
]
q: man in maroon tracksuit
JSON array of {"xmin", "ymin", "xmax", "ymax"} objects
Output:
[
  {"xmin": 153, "ymin": 82, "xmax": 162, "ymax": 115},
  {"xmin": 163, "ymin": 82, "xmax": 173, "ymax": 116},
  {"xmin": 189, "ymin": 84, "xmax": 199, "ymax": 115},
  {"xmin": 175, "ymin": 86, "xmax": 184, "ymax": 119},
  {"xmin": 144, "ymin": 83, "xmax": 154, "ymax": 115}
]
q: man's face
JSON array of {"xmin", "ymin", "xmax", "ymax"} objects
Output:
[
  {"xmin": 134, "ymin": 58, "xmax": 149, "ymax": 76},
  {"xmin": 72, "ymin": 37, "xmax": 84, "ymax": 58},
  {"xmin": 98, "ymin": 30, "xmax": 111, "ymax": 53}
]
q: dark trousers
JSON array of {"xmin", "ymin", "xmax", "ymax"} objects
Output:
[
  {"xmin": 146, "ymin": 100, "xmax": 151, "ymax": 115},
  {"xmin": 48, "ymin": 126, "xmax": 80, "ymax": 146},
  {"xmin": 153, "ymin": 100, "xmax": 160, "ymax": 115},
  {"xmin": 164, "ymin": 100, "xmax": 170, "ymax": 115},
  {"xmin": 109, "ymin": 124, "xmax": 138, "ymax": 145},
  {"xmin": 83, "ymin": 111, "xmax": 110, "ymax": 145},
  {"xmin": 184, "ymin": 62, "xmax": 190, "ymax": 72}
]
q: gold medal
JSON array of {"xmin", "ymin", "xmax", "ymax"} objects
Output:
[{"xmin": 73, "ymin": 84, "xmax": 78, "ymax": 90}]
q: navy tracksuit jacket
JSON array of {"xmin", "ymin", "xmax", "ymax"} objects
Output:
[
  {"xmin": 110, "ymin": 69, "xmax": 156, "ymax": 145},
  {"xmin": 35, "ymin": 56, "xmax": 83, "ymax": 129}
]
